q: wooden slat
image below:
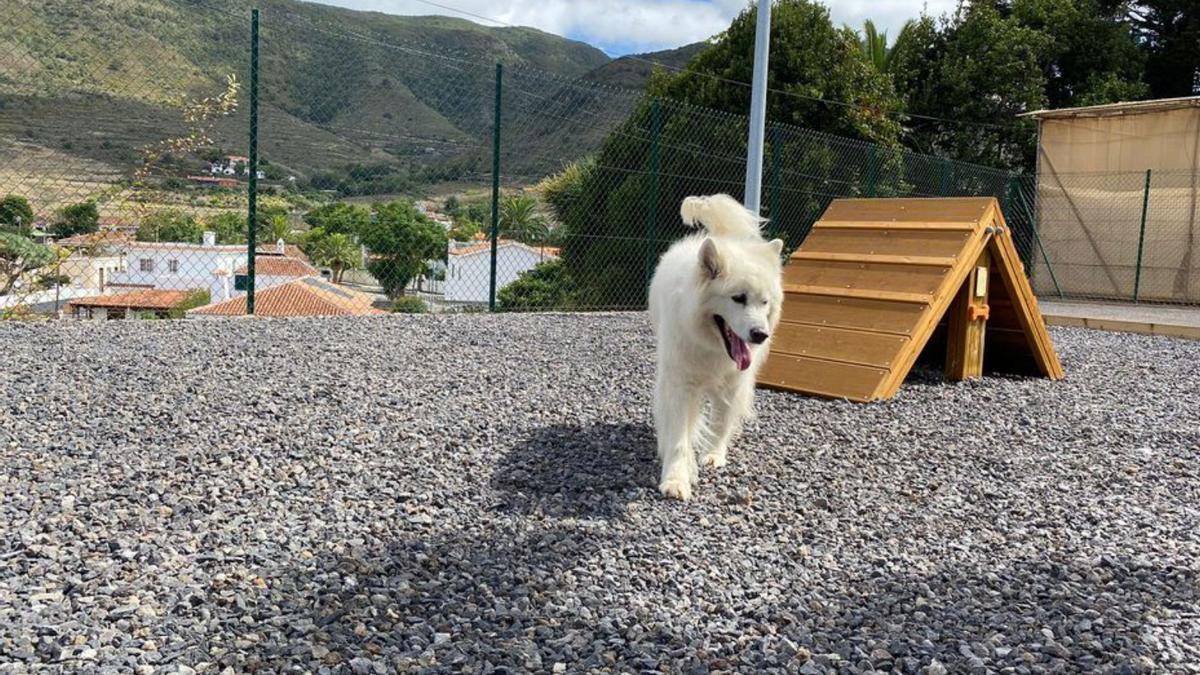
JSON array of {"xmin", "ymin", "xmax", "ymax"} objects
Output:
[
  {"xmin": 779, "ymin": 293, "xmax": 925, "ymax": 335},
  {"xmin": 987, "ymin": 216, "xmax": 1065, "ymax": 379},
  {"xmin": 769, "ymin": 323, "xmax": 910, "ymax": 369},
  {"xmin": 798, "ymin": 228, "xmax": 973, "ymax": 258},
  {"xmin": 784, "ymin": 284, "xmax": 933, "ymax": 305},
  {"xmin": 761, "ymin": 197, "xmax": 1063, "ymax": 401},
  {"xmin": 814, "ymin": 220, "xmax": 978, "ymax": 231},
  {"xmin": 784, "ymin": 260, "xmax": 950, "ymax": 296},
  {"xmin": 789, "ymin": 251, "xmax": 957, "ymax": 267},
  {"xmin": 876, "ymin": 222, "xmax": 991, "ymax": 398},
  {"xmin": 759, "ymin": 353, "xmax": 889, "ymax": 402},
  {"xmin": 821, "ymin": 197, "xmax": 996, "ymax": 223},
  {"xmin": 944, "ymin": 248, "xmax": 991, "ymax": 381}
]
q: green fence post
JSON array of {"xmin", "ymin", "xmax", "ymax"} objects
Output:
[
  {"xmin": 641, "ymin": 98, "xmax": 661, "ymax": 295},
  {"xmin": 1133, "ymin": 168, "xmax": 1152, "ymax": 302},
  {"xmin": 938, "ymin": 158, "xmax": 951, "ymax": 196},
  {"xmin": 246, "ymin": 8, "xmax": 259, "ymax": 315},
  {"xmin": 864, "ymin": 145, "xmax": 878, "ymax": 198},
  {"xmin": 768, "ymin": 124, "xmax": 782, "ymax": 238},
  {"xmin": 487, "ymin": 63, "xmax": 502, "ymax": 312}
]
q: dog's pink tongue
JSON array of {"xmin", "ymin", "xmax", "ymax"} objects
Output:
[{"xmin": 729, "ymin": 331, "xmax": 752, "ymax": 371}]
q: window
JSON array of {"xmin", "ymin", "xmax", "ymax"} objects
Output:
[
  {"xmin": 139, "ymin": 258, "xmax": 154, "ymax": 273},
  {"xmin": 167, "ymin": 259, "xmax": 179, "ymax": 274},
  {"xmin": 234, "ymin": 274, "xmax": 248, "ymax": 291}
]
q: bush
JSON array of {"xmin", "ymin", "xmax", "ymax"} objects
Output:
[
  {"xmin": 168, "ymin": 288, "xmax": 211, "ymax": 319},
  {"xmin": 391, "ymin": 296, "xmax": 428, "ymax": 314},
  {"xmin": 498, "ymin": 258, "xmax": 576, "ymax": 311}
]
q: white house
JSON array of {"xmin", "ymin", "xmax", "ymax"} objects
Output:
[
  {"xmin": 208, "ymin": 154, "xmax": 265, "ymax": 180},
  {"xmin": 107, "ymin": 233, "xmax": 307, "ymax": 302},
  {"xmin": 443, "ymin": 239, "xmax": 558, "ymax": 303}
]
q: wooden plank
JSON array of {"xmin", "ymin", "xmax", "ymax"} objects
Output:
[
  {"xmin": 944, "ymin": 248, "xmax": 992, "ymax": 380},
  {"xmin": 783, "ymin": 284, "xmax": 933, "ymax": 305},
  {"xmin": 987, "ymin": 212, "xmax": 1065, "ymax": 379},
  {"xmin": 779, "ymin": 293, "xmax": 926, "ymax": 335},
  {"xmin": 813, "ymin": 221, "xmax": 978, "ymax": 231},
  {"xmin": 798, "ymin": 228, "xmax": 974, "ymax": 258},
  {"xmin": 758, "ymin": 353, "xmax": 889, "ymax": 402},
  {"xmin": 821, "ymin": 197, "xmax": 995, "ymax": 223},
  {"xmin": 784, "ymin": 260, "xmax": 950, "ymax": 296},
  {"xmin": 877, "ymin": 225, "xmax": 990, "ymax": 398},
  {"xmin": 769, "ymin": 323, "xmax": 910, "ymax": 369},
  {"xmin": 789, "ymin": 251, "xmax": 957, "ymax": 267}
]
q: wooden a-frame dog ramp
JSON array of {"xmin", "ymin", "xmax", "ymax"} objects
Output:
[{"xmin": 759, "ymin": 197, "xmax": 1064, "ymax": 402}]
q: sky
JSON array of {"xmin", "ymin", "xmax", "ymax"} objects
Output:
[{"xmin": 312, "ymin": 0, "xmax": 957, "ymax": 56}]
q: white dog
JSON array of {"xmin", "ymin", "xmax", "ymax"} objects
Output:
[{"xmin": 648, "ymin": 194, "xmax": 784, "ymax": 501}]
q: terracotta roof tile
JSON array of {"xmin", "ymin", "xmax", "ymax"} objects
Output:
[
  {"xmin": 67, "ymin": 289, "xmax": 191, "ymax": 310},
  {"xmin": 235, "ymin": 256, "xmax": 321, "ymax": 277},
  {"xmin": 189, "ymin": 277, "xmax": 383, "ymax": 317}
]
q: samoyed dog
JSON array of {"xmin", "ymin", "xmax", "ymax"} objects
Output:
[{"xmin": 648, "ymin": 194, "xmax": 784, "ymax": 501}]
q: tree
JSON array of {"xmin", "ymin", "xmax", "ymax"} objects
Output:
[
  {"xmin": 303, "ymin": 229, "xmax": 361, "ymax": 283},
  {"xmin": 854, "ymin": 19, "xmax": 917, "ymax": 73},
  {"xmin": 0, "ymin": 195, "xmax": 34, "ymax": 236},
  {"xmin": 358, "ymin": 200, "xmax": 447, "ymax": 298},
  {"xmin": 303, "ymin": 202, "xmax": 370, "ymax": 236},
  {"xmin": 1012, "ymin": 0, "xmax": 1148, "ymax": 108},
  {"xmin": 262, "ymin": 213, "xmax": 292, "ymax": 243},
  {"xmin": 51, "ymin": 201, "xmax": 100, "ymax": 237},
  {"xmin": 889, "ymin": 0, "xmax": 1149, "ymax": 169},
  {"xmin": 136, "ymin": 210, "xmax": 201, "ymax": 243},
  {"xmin": 499, "ymin": 193, "xmax": 548, "ymax": 243},
  {"xmin": 206, "ymin": 212, "xmax": 248, "ymax": 244},
  {"xmin": 0, "ymin": 232, "xmax": 55, "ymax": 295},
  {"xmin": 1104, "ymin": 0, "xmax": 1200, "ymax": 97},
  {"xmin": 448, "ymin": 217, "xmax": 481, "ymax": 242},
  {"xmin": 890, "ymin": 4, "xmax": 1050, "ymax": 169},
  {"xmin": 651, "ymin": 0, "xmax": 903, "ymax": 144}
]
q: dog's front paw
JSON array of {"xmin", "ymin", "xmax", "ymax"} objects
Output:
[
  {"xmin": 700, "ymin": 450, "xmax": 728, "ymax": 469},
  {"xmin": 658, "ymin": 477, "xmax": 692, "ymax": 501}
]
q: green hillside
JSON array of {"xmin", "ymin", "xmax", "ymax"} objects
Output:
[{"xmin": 0, "ymin": 0, "xmax": 619, "ymax": 190}]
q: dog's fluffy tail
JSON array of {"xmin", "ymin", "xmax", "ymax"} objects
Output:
[{"xmin": 680, "ymin": 194, "xmax": 764, "ymax": 239}]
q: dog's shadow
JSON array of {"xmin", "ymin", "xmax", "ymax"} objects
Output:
[{"xmin": 490, "ymin": 422, "xmax": 657, "ymax": 519}]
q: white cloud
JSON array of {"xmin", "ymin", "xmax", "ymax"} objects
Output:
[{"xmin": 312, "ymin": 0, "xmax": 955, "ymax": 55}]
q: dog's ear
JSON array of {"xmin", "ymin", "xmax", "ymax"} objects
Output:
[
  {"xmin": 766, "ymin": 239, "xmax": 784, "ymax": 258},
  {"xmin": 699, "ymin": 238, "xmax": 722, "ymax": 279}
]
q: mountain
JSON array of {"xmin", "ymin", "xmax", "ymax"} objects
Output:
[
  {"xmin": 1, "ymin": 0, "xmax": 661, "ymax": 193},
  {"xmin": 582, "ymin": 43, "xmax": 708, "ymax": 90},
  {"xmin": 499, "ymin": 43, "xmax": 710, "ymax": 177}
]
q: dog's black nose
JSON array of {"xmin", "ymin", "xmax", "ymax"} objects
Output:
[{"xmin": 749, "ymin": 328, "xmax": 769, "ymax": 344}]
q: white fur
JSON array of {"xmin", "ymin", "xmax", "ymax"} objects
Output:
[{"xmin": 648, "ymin": 194, "xmax": 784, "ymax": 500}]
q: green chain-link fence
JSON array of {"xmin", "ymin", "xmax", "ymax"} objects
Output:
[{"xmin": 5, "ymin": 1, "xmax": 1191, "ymax": 320}]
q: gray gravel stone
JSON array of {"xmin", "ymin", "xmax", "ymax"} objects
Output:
[{"xmin": 0, "ymin": 316, "xmax": 1198, "ymax": 672}]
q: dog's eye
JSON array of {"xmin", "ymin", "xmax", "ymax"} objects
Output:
[
  {"xmin": 732, "ymin": 293, "xmax": 747, "ymax": 305},
  {"xmin": 762, "ymin": 299, "xmax": 769, "ymax": 306}
]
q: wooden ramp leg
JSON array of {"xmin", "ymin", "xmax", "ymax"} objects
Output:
[{"xmin": 945, "ymin": 248, "xmax": 991, "ymax": 381}]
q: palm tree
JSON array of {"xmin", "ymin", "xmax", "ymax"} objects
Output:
[
  {"xmin": 312, "ymin": 232, "xmax": 361, "ymax": 283},
  {"xmin": 266, "ymin": 213, "xmax": 291, "ymax": 243},
  {"xmin": 499, "ymin": 193, "xmax": 548, "ymax": 244},
  {"xmin": 854, "ymin": 19, "xmax": 916, "ymax": 73}
]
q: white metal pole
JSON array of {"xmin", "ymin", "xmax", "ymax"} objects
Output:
[{"xmin": 743, "ymin": 0, "xmax": 771, "ymax": 215}]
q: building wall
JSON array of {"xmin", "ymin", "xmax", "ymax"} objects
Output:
[
  {"xmin": 1037, "ymin": 107, "xmax": 1200, "ymax": 175},
  {"xmin": 108, "ymin": 246, "xmax": 299, "ymax": 302},
  {"xmin": 1034, "ymin": 107, "xmax": 1200, "ymax": 303},
  {"xmin": 444, "ymin": 246, "xmax": 555, "ymax": 303}
]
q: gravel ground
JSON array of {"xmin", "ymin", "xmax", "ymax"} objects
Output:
[{"xmin": 1, "ymin": 314, "xmax": 1198, "ymax": 674}]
